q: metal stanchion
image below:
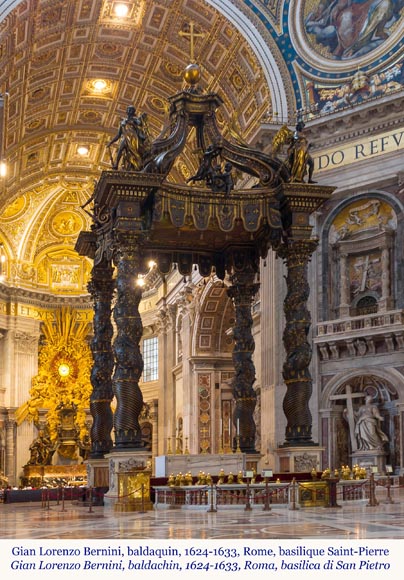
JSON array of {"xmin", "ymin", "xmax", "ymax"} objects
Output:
[
  {"xmin": 140, "ymin": 484, "xmax": 146, "ymax": 513},
  {"xmin": 245, "ymin": 478, "xmax": 252, "ymax": 511},
  {"xmin": 263, "ymin": 479, "xmax": 271, "ymax": 511},
  {"xmin": 289, "ymin": 478, "xmax": 299, "ymax": 510},
  {"xmin": 61, "ymin": 486, "xmax": 66, "ymax": 512},
  {"xmin": 41, "ymin": 489, "xmax": 45, "ymax": 509},
  {"xmin": 385, "ymin": 474, "xmax": 395, "ymax": 504},
  {"xmin": 46, "ymin": 489, "xmax": 50, "ymax": 510},
  {"xmin": 326, "ymin": 477, "xmax": 341, "ymax": 508},
  {"xmin": 56, "ymin": 486, "xmax": 60, "ymax": 506},
  {"xmin": 207, "ymin": 481, "xmax": 217, "ymax": 513},
  {"xmin": 88, "ymin": 486, "xmax": 93, "ymax": 513},
  {"xmin": 366, "ymin": 473, "xmax": 379, "ymax": 507}
]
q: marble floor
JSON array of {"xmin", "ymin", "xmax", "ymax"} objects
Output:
[{"xmin": 1, "ymin": 489, "xmax": 404, "ymax": 540}]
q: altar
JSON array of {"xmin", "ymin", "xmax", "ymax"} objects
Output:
[{"xmin": 155, "ymin": 453, "xmax": 258, "ymax": 478}]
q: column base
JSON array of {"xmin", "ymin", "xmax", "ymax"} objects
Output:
[
  {"xmin": 104, "ymin": 450, "xmax": 152, "ymax": 510},
  {"xmin": 85, "ymin": 458, "xmax": 109, "ymax": 488},
  {"xmin": 351, "ymin": 450, "xmax": 387, "ymax": 475},
  {"xmin": 275, "ymin": 446, "xmax": 324, "ymax": 473}
]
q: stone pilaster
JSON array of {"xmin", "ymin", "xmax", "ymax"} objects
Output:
[
  {"xmin": 339, "ymin": 252, "xmax": 350, "ymax": 318},
  {"xmin": 155, "ymin": 303, "xmax": 176, "ymax": 455},
  {"xmin": 5, "ymin": 412, "xmax": 16, "ymax": 485}
]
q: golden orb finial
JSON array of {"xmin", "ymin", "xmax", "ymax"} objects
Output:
[{"xmin": 183, "ymin": 62, "xmax": 201, "ymax": 86}]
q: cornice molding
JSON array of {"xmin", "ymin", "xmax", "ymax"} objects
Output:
[{"xmin": 0, "ymin": 284, "xmax": 91, "ymax": 309}]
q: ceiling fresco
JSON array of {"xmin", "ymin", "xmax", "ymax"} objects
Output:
[{"xmin": 0, "ymin": 0, "xmax": 403, "ymax": 296}]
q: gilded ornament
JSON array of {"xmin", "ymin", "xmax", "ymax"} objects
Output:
[
  {"xmin": 183, "ymin": 63, "xmax": 201, "ymax": 86},
  {"xmin": 21, "ymin": 307, "xmax": 93, "ymax": 449}
]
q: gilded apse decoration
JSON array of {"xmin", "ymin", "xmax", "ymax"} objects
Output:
[
  {"xmin": 51, "ymin": 211, "xmax": 83, "ymax": 236},
  {"xmin": 26, "ymin": 428, "xmax": 54, "ymax": 466},
  {"xmin": 329, "ymin": 198, "xmax": 396, "ymax": 243},
  {"xmin": 0, "ymin": 196, "xmax": 27, "ymax": 220},
  {"xmin": 18, "ymin": 307, "xmax": 92, "ymax": 454}
]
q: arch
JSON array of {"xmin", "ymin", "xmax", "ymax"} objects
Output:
[
  {"xmin": 191, "ymin": 278, "xmax": 234, "ymax": 357},
  {"xmin": 0, "ymin": 0, "xmax": 21, "ymax": 20},
  {"xmin": 320, "ymin": 367, "xmax": 402, "ymax": 469},
  {"xmin": 320, "ymin": 366, "xmax": 404, "ymax": 407},
  {"xmin": 351, "ymin": 293, "xmax": 378, "ymax": 315}
]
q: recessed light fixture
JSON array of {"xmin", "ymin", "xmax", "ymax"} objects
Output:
[
  {"xmin": 93, "ymin": 79, "xmax": 107, "ymax": 92},
  {"xmin": 114, "ymin": 3, "xmax": 129, "ymax": 17},
  {"xmin": 77, "ymin": 146, "xmax": 89, "ymax": 156},
  {"xmin": 0, "ymin": 160, "xmax": 6, "ymax": 177}
]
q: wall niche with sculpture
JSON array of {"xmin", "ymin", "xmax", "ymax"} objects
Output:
[
  {"xmin": 328, "ymin": 198, "xmax": 397, "ymax": 319},
  {"xmin": 330, "ymin": 375, "xmax": 399, "ymax": 474}
]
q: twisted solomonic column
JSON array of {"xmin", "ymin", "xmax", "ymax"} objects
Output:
[
  {"xmin": 87, "ymin": 258, "xmax": 115, "ymax": 458},
  {"xmin": 112, "ymin": 234, "xmax": 144, "ymax": 449},
  {"xmin": 227, "ymin": 269, "xmax": 259, "ymax": 453},
  {"xmin": 277, "ymin": 239, "xmax": 318, "ymax": 446}
]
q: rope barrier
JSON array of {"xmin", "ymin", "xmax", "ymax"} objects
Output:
[{"xmin": 21, "ymin": 474, "xmax": 404, "ymax": 514}]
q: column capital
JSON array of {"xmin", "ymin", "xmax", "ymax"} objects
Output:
[{"xmin": 276, "ymin": 238, "xmax": 319, "ymax": 264}]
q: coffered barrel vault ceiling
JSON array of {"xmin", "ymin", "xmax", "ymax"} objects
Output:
[{"xmin": 0, "ymin": 0, "xmax": 403, "ymax": 296}]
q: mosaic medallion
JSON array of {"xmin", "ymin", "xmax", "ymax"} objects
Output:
[{"xmin": 291, "ymin": 0, "xmax": 404, "ymax": 69}]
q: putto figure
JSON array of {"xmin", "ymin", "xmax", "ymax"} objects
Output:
[{"xmin": 107, "ymin": 105, "xmax": 151, "ymax": 170}]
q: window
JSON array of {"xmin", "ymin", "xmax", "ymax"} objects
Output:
[{"xmin": 142, "ymin": 337, "xmax": 158, "ymax": 382}]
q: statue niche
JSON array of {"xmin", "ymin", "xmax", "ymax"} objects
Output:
[
  {"xmin": 328, "ymin": 198, "xmax": 396, "ymax": 318},
  {"xmin": 330, "ymin": 376, "xmax": 398, "ymax": 474}
]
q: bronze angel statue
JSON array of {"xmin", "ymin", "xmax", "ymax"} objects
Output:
[
  {"xmin": 272, "ymin": 122, "xmax": 316, "ymax": 184},
  {"xmin": 107, "ymin": 105, "xmax": 151, "ymax": 171}
]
